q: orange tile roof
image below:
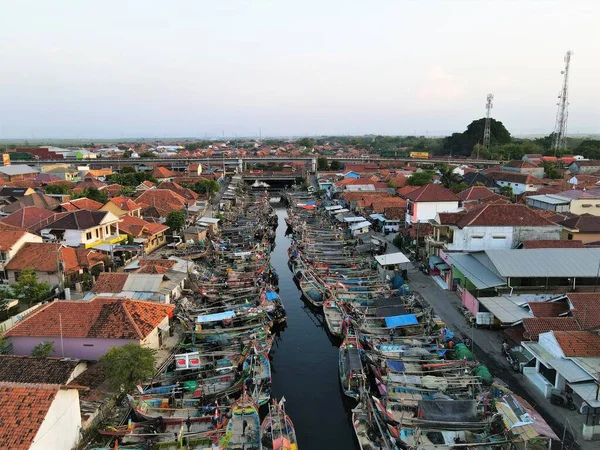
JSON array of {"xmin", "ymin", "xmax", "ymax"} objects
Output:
[
  {"xmin": 553, "ymin": 331, "xmax": 600, "ymax": 357},
  {"xmin": 92, "ymin": 273, "xmax": 128, "ymax": 293},
  {"xmin": 4, "ymin": 297, "xmax": 174, "ymax": 340},
  {"xmin": 135, "ymin": 189, "xmax": 187, "ymax": 218},
  {"xmin": 0, "ymin": 206, "xmax": 55, "ymax": 232},
  {"xmin": 0, "ymin": 229, "xmax": 29, "ymax": 252},
  {"xmin": 0, "ymin": 383, "xmax": 58, "ymax": 450},
  {"xmin": 405, "ymin": 183, "xmax": 460, "ymax": 202},
  {"xmin": 458, "ymin": 186, "xmax": 496, "ymax": 201},
  {"xmin": 119, "ymin": 214, "xmax": 168, "ymax": 237},
  {"xmin": 152, "ymin": 167, "xmax": 178, "ymax": 178},
  {"xmin": 5, "ymin": 243, "xmax": 103, "ymax": 274},
  {"xmin": 157, "ymin": 181, "xmax": 198, "ymax": 201},
  {"xmin": 61, "ymin": 197, "xmax": 103, "ymax": 211}
]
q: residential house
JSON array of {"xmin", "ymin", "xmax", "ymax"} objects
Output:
[
  {"xmin": 100, "ymin": 196, "xmax": 142, "ymax": 217},
  {"xmin": 461, "ymin": 172, "xmax": 499, "ymax": 191},
  {"xmin": 568, "ymin": 160, "xmax": 600, "ymax": 174},
  {"xmin": 0, "ymin": 206, "xmax": 63, "ymax": 233},
  {"xmin": 457, "ymin": 186, "xmax": 507, "ymax": 207},
  {"xmin": 501, "ymin": 160, "xmax": 545, "ymax": 178},
  {"xmin": 157, "ymin": 181, "xmax": 198, "ymax": 204},
  {"xmin": 99, "ymin": 183, "xmax": 124, "ymax": 198},
  {"xmin": 4, "ymin": 297, "xmax": 174, "ymax": 359},
  {"xmin": 486, "ymin": 172, "xmax": 542, "ymax": 195},
  {"xmin": 0, "ymin": 165, "xmax": 39, "ymax": 181},
  {"xmin": 0, "ymin": 383, "xmax": 82, "ymax": 450},
  {"xmin": 1, "ymin": 193, "xmax": 61, "ymax": 215},
  {"xmin": 520, "ymin": 330, "xmax": 600, "ymax": 439},
  {"xmin": 40, "ymin": 210, "xmax": 124, "ymax": 249},
  {"xmin": 404, "ymin": 183, "xmax": 461, "ymax": 225},
  {"xmin": 0, "ymin": 225, "xmax": 43, "ymax": 278},
  {"xmin": 558, "ymin": 214, "xmax": 600, "ymax": 243},
  {"xmin": 152, "ymin": 166, "xmax": 178, "ymax": 182},
  {"xmin": 0, "ymin": 355, "xmax": 87, "ymax": 385},
  {"xmin": 188, "ymin": 163, "xmax": 203, "ymax": 176},
  {"xmin": 74, "ymin": 176, "xmax": 106, "ymax": 192},
  {"xmin": 118, "ymin": 215, "xmax": 169, "ymax": 254},
  {"xmin": 135, "ymin": 180, "xmax": 156, "ymax": 194},
  {"xmin": 0, "ymin": 187, "xmax": 36, "ymax": 203},
  {"xmin": 45, "ymin": 166, "xmax": 79, "ymax": 181},
  {"xmin": 91, "ymin": 271, "xmax": 186, "ymax": 303},
  {"xmin": 4, "ymin": 242, "xmax": 105, "ymax": 287},
  {"xmin": 427, "ymin": 204, "xmax": 562, "ymax": 256},
  {"xmin": 519, "ymin": 239, "xmax": 584, "ymax": 249},
  {"xmin": 136, "ymin": 189, "xmax": 187, "ymax": 221},
  {"xmin": 522, "ymin": 154, "xmax": 544, "ymax": 165},
  {"xmin": 541, "ymin": 188, "xmax": 600, "ymax": 216},
  {"xmin": 525, "ymin": 193, "xmax": 571, "ymax": 213}
]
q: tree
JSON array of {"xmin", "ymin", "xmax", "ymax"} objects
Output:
[
  {"xmin": 139, "ymin": 152, "xmax": 156, "ymax": 158},
  {"xmin": 297, "ymin": 138, "xmax": 315, "ymax": 148},
  {"xmin": 74, "ymin": 187, "xmax": 108, "ymax": 204},
  {"xmin": 329, "ymin": 160, "xmax": 343, "ymax": 171},
  {"xmin": 576, "ymin": 140, "xmax": 600, "ymax": 160},
  {"xmin": 498, "ymin": 185, "xmax": 513, "ymax": 199},
  {"xmin": 101, "ymin": 344, "xmax": 157, "ymax": 392},
  {"xmin": 31, "ymin": 341, "xmax": 55, "ymax": 357},
  {"xmin": 11, "ymin": 269, "xmax": 51, "ymax": 306},
  {"xmin": 316, "ymin": 157, "xmax": 329, "ymax": 171},
  {"xmin": 165, "ymin": 210, "xmax": 186, "ymax": 233},
  {"xmin": 541, "ymin": 162, "xmax": 562, "ymax": 179},
  {"xmin": 119, "ymin": 186, "xmax": 137, "ymax": 197},
  {"xmin": 190, "ymin": 179, "xmax": 220, "ymax": 195},
  {"xmin": 123, "ymin": 150, "xmax": 133, "ymax": 158},
  {"xmin": 438, "ymin": 166, "xmax": 461, "ymax": 189},
  {"xmin": 407, "ymin": 171, "xmax": 434, "ymax": 186},
  {"xmin": 441, "ymin": 118, "xmax": 511, "ymax": 156},
  {"xmin": 45, "ymin": 183, "xmax": 72, "ymax": 195}
]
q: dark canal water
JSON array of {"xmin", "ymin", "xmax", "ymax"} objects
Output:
[{"xmin": 269, "ymin": 209, "xmax": 358, "ymax": 449}]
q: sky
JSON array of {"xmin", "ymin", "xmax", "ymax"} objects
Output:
[{"xmin": 0, "ymin": 0, "xmax": 599, "ymax": 139}]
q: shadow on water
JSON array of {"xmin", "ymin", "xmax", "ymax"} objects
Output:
[{"xmin": 269, "ymin": 209, "xmax": 359, "ymax": 449}]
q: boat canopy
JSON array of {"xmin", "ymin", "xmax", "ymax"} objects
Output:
[
  {"xmin": 196, "ymin": 311, "xmax": 236, "ymax": 323},
  {"xmin": 384, "ymin": 314, "xmax": 419, "ymax": 328}
]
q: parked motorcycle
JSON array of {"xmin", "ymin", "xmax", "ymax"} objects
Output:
[{"xmin": 550, "ymin": 392, "xmax": 577, "ymax": 411}]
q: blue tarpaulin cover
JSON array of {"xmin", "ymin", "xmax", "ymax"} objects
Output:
[
  {"xmin": 266, "ymin": 291, "xmax": 279, "ymax": 300},
  {"xmin": 196, "ymin": 311, "xmax": 236, "ymax": 323},
  {"xmin": 385, "ymin": 314, "xmax": 419, "ymax": 328},
  {"xmin": 387, "ymin": 360, "xmax": 406, "ymax": 372}
]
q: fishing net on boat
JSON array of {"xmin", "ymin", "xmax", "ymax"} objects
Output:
[{"xmin": 417, "ymin": 400, "xmax": 478, "ymax": 422}]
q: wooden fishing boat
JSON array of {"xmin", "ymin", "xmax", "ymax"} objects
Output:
[
  {"xmin": 219, "ymin": 391, "xmax": 262, "ymax": 450},
  {"xmin": 243, "ymin": 350, "xmax": 272, "ymax": 406},
  {"xmin": 322, "ymin": 300, "xmax": 345, "ymax": 337},
  {"xmin": 260, "ymin": 398, "xmax": 298, "ymax": 450},
  {"xmin": 339, "ymin": 329, "xmax": 366, "ymax": 400}
]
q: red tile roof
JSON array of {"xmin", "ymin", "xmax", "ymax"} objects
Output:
[
  {"xmin": 157, "ymin": 181, "xmax": 198, "ymax": 201},
  {"xmin": 60, "ymin": 197, "xmax": 103, "ymax": 212},
  {"xmin": 119, "ymin": 214, "xmax": 168, "ymax": 237},
  {"xmin": 528, "ymin": 302, "xmax": 570, "ymax": 318},
  {"xmin": 454, "ymin": 204, "xmax": 554, "ymax": 228},
  {"xmin": 487, "ymin": 171, "xmax": 539, "ymax": 184},
  {"xmin": 136, "ymin": 189, "xmax": 187, "ymax": 218},
  {"xmin": 521, "ymin": 240, "xmax": 584, "ymax": 249},
  {"xmin": 152, "ymin": 167, "xmax": 178, "ymax": 178},
  {"xmin": 0, "ymin": 228, "xmax": 29, "ymax": 252},
  {"xmin": 44, "ymin": 210, "xmax": 111, "ymax": 230},
  {"xmin": 504, "ymin": 160, "xmax": 539, "ymax": 168},
  {"xmin": 522, "ymin": 317, "xmax": 580, "ymax": 340},
  {"xmin": 566, "ymin": 293, "xmax": 600, "ymax": 330},
  {"xmin": 0, "ymin": 383, "xmax": 58, "ymax": 450},
  {"xmin": 108, "ymin": 196, "xmax": 141, "ymax": 212},
  {"xmin": 559, "ymin": 214, "xmax": 600, "ymax": 233},
  {"xmin": 5, "ymin": 243, "xmax": 104, "ymax": 274},
  {"xmin": 457, "ymin": 186, "xmax": 496, "ymax": 201},
  {"xmin": 0, "ymin": 356, "xmax": 81, "ymax": 384},
  {"xmin": 0, "ymin": 207, "xmax": 56, "ymax": 232},
  {"xmin": 553, "ymin": 331, "xmax": 600, "ymax": 357},
  {"xmin": 92, "ymin": 273, "xmax": 128, "ymax": 293},
  {"xmin": 396, "ymin": 185, "xmax": 421, "ymax": 198},
  {"xmin": 4, "ymin": 297, "xmax": 174, "ymax": 340},
  {"xmin": 404, "ymin": 183, "xmax": 459, "ymax": 202}
]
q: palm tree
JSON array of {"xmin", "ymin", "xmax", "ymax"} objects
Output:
[{"xmin": 439, "ymin": 166, "xmax": 461, "ymax": 189}]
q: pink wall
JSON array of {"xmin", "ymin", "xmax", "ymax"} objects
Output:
[
  {"xmin": 10, "ymin": 336, "xmax": 139, "ymax": 360},
  {"xmin": 461, "ymin": 289, "xmax": 479, "ymax": 315}
]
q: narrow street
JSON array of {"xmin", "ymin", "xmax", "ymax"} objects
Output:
[{"xmin": 381, "ymin": 234, "xmax": 587, "ymax": 450}]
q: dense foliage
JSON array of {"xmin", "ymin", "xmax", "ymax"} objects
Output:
[{"xmin": 101, "ymin": 344, "xmax": 157, "ymax": 392}]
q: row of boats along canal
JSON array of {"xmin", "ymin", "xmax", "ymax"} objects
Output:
[
  {"xmin": 282, "ymin": 191, "xmax": 557, "ymax": 450},
  {"xmin": 95, "ymin": 187, "xmax": 298, "ymax": 449}
]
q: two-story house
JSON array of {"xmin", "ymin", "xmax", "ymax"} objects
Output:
[
  {"xmin": 39, "ymin": 210, "xmax": 125, "ymax": 248},
  {"xmin": 117, "ymin": 214, "xmax": 169, "ymax": 254},
  {"xmin": 427, "ymin": 204, "xmax": 562, "ymax": 257},
  {"xmin": 404, "ymin": 183, "xmax": 461, "ymax": 225},
  {"xmin": 486, "ymin": 171, "xmax": 543, "ymax": 195}
]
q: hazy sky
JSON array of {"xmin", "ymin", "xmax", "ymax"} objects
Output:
[{"xmin": 1, "ymin": 1, "xmax": 598, "ymax": 139}]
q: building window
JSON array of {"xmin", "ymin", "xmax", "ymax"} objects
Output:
[
  {"xmin": 14, "ymin": 272, "xmax": 20, "ymax": 282},
  {"xmin": 96, "ymin": 229, "xmax": 99, "ymax": 238},
  {"xmin": 471, "ymin": 235, "xmax": 483, "ymax": 239},
  {"xmin": 567, "ymin": 234, "xmax": 573, "ymax": 240},
  {"xmin": 86, "ymin": 232, "xmax": 92, "ymax": 240},
  {"xmin": 492, "ymin": 236, "xmax": 506, "ymax": 239},
  {"xmin": 83, "ymin": 344, "xmax": 94, "ymax": 347},
  {"xmin": 0, "ymin": 252, "xmax": 7, "ymax": 262}
]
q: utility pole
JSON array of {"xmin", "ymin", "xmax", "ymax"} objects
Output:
[
  {"xmin": 552, "ymin": 51, "xmax": 573, "ymax": 155},
  {"xmin": 482, "ymin": 93, "xmax": 494, "ymax": 156}
]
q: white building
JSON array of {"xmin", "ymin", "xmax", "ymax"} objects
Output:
[{"xmin": 404, "ymin": 184, "xmax": 461, "ymax": 225}]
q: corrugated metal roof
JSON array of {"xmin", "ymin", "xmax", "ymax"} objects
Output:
[
  {"xmin": 447, "ymin": 253, "xmax": 506, "ymax": 290},
  {"xmin": 526, "ymin": 194, "xmax": 570, "ymax": 205},
  {"xmin": 123, "ymin": 274, "xmax": 163, "ymax": 292},
  {"xmin": 477, "ymin": 296, "xmax": 532, "ymax": 324},
  {"xmin": 485, "ymin": 249, "xmax": 600, "ymax": 278}
]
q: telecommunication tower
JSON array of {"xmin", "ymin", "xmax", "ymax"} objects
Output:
[
  {"xmin": 482, "ymin": 93, "xmax": 494, "ymax": 150},
  {"xmin": 552, "ymin": 51, "xmax": 573, "ymax": 154}
]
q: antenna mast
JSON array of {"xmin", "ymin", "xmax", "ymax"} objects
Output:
[
  {"xmin": 552, "ymin": 51, "xmax": 573, "ymax": 155},
  {"xmin": 483, "ymin": 93, "xmax": 494, "ymax": 151}
]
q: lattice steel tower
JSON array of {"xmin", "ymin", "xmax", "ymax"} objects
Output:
[
  {"xmin": 552, "ymin": 51, "xmax": 573, "ymax": 154},
  {"xmin": 483, "ymin": 93, "xmax": 494, "ymax": 150}
]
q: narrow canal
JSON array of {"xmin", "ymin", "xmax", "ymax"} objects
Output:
[{"xmin": 269, "ymin": 209, "xmax": 358, "ymax": 449}]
